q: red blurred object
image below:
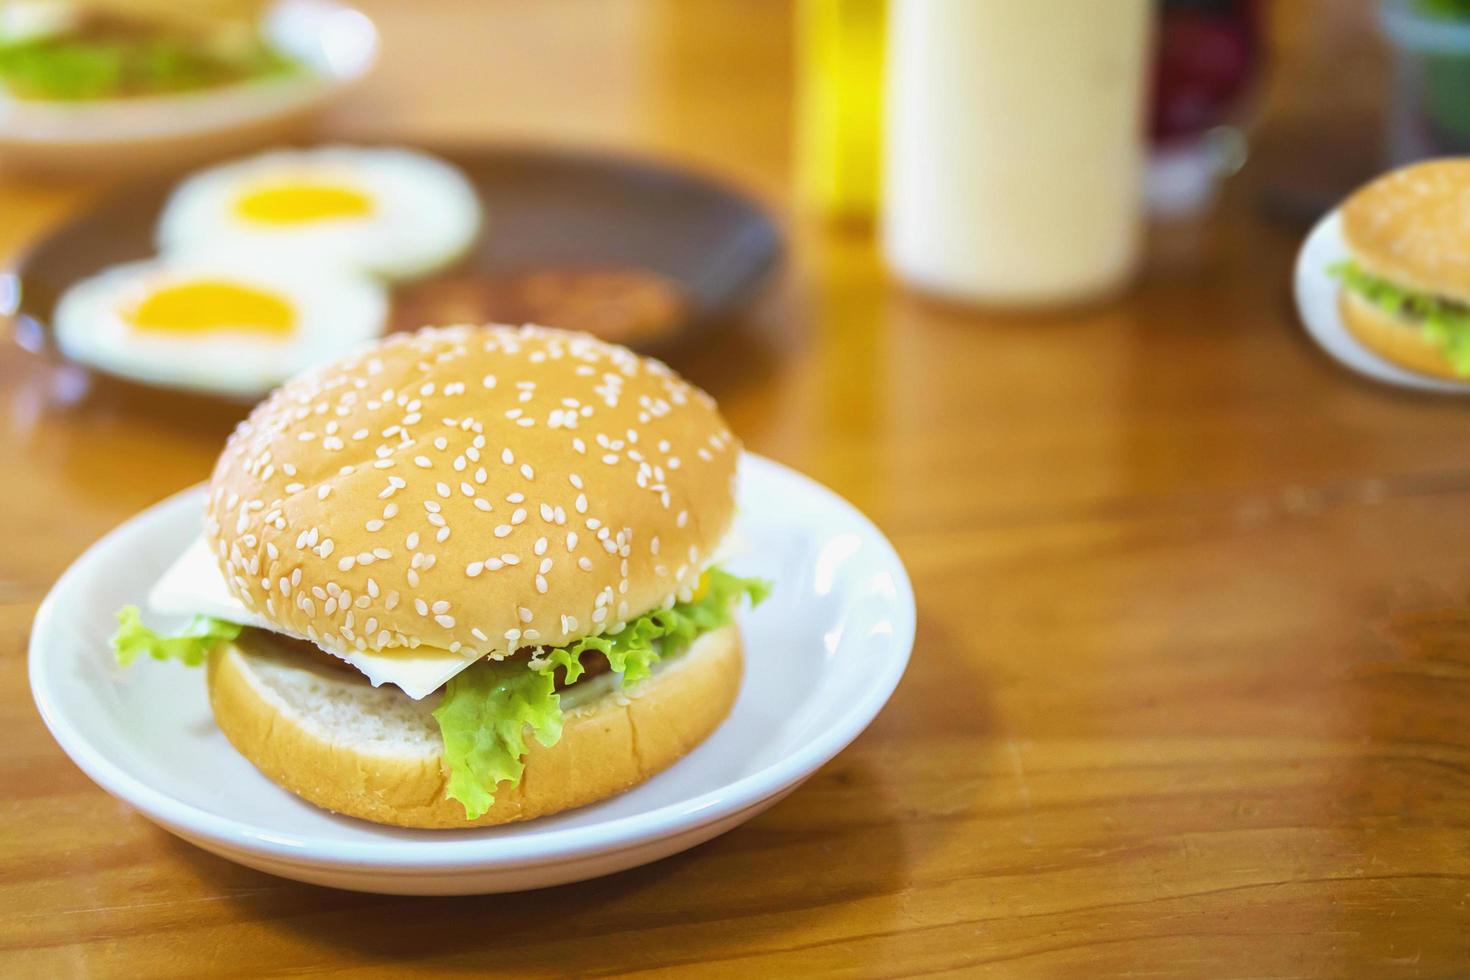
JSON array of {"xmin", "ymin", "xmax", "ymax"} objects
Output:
[{"xmin": 1151, "ymin": 0, "xmax": 1262, "ymax": 144}]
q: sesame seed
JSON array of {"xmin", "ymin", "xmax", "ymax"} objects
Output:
[
  {"xmin": 466, "ymin": 561, "xmax": 484, "ymax": 577},
  {"xmin": 424, "ymin": 500, "xmax": 441, "ymax": 513},
  {"xmin": 578, "ymin": 557, "xmax": 594, "ymax": 571},
  {"xmin": 511, "ymin": 508, "xmax": 527, "ymax": 525},
  {"xmin": 494, "ymin": 525, "xmax": 512, "ymax": 537},
  {"xmin": 372, "ymin": 547, "xmax": 391, "ymax": 560},
  {"xmin": 318, "ymin": 486, "xmax": 332, "ymax": 500},
  {"xmin": 520, "ymin": 463, "xmax": 534, "ymax": 480},
  {"xmin": 436, "ymin": 482, "xmax": 451, "ymax": 498},
  {"xmin": 534, "ymin": 537, "xmax": 548, "ymax": 555},
  {"xmin": 437, "ymin": 527, "xmax": 451, "ymax": 543},
  {"xmin": 338, "ymin": 556, "xmax": 356, "ymax": 571},
  {"xmin": 501, "ymin": 448, "xmax": 514, "ymax": 465},
  {"xmin": 474, "ymin": 499, "xmax": 492, "ymax": 512},
  {"xmin": 414, "ymin": 456, "xmax": 432, "ymax": 468},
  {"xmin": 502, "ymin": 554, "xmax": 520, "ymax": 566},
  {"xmin": 436, "ymin": 614, "xmax": 455, "ymax": 628},
  {"xmin": 406, "ymin": 531, "xmax": 420, "ymax": 549},
  {"xmin": 567, "ymin": 532, "xmax": 578, "ymax": 550},
  {"xmin": 535, "ymin": 575, "xmax": 548, "ymax": 594},
  {"xmin": 506, "ymin": 492, "xmax": 524, "ymax": 503},
  {"xmin": 415, "ymin": 598, "xmax": 429, "ymax": 615},
  {"xmin": 433, "ymin": 436, "xmax": 448, "ymax": 450},
  {"xmin": 366, "ymin": 519, "xmax": 384, "ymax": 532},
  {"xmin": 518, "ymin": 606, "xmax": 533, "ymax": 623}
]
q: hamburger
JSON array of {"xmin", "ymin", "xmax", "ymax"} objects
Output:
[
  {"xmin": 112, "ymin": 324, "xmax": 768, "ymax": 828},
  {"xmin": 1334, "ymin": 158, "xmax": 1470, "ymax": 380}
]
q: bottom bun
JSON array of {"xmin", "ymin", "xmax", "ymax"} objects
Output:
[
  {"xmin": 1339, "ymin": 290, "xmax": 1466, "ymax": 380},
  {"xmin": 206, "ymin": 625, "xmax": 743, "ymax": 828}
]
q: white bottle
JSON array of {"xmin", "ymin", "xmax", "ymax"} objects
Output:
[{"xmin": 882, "ymin": 0, "xmax": 1152, "ymax": 308}]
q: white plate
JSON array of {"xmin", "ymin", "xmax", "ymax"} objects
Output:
[
  {"xmin": 28, "ymin": 453, "xmax": 914, "ymax": 895},
  {"xmin": 1294, "ymin": 208, "xmax": 1470, "ymax": 394},
  {"xmin": 0, "ymin": 0, "xmax": 378, "ymax": 176}
]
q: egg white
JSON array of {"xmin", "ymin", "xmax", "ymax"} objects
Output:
[
  {"xmin": 53, "ymin": 257, "xmax": 389, "ymax": 398},
  {"xmin": 155, "ymin": 145, "xmax": 483, "ymax": 282}
]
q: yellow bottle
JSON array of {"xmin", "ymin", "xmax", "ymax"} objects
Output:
[{"xmin": 795, "ymin": 0, "xmax": 886, "ymax": 222}]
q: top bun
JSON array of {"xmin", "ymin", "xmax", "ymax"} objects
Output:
[
  {"xmin": 206, "ymin": 324, "xmax": 739, "ymax": 660},
  {"xmin": 1342, "ymin": 158, "xmax": 1470, "ymax": 305}
]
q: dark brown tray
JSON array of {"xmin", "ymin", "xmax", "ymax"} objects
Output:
[{"xmin": 3, "ymin": 143, "xmax": 783, "ymax": 399}]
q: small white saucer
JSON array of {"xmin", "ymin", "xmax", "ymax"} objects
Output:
[
  {"xmin": 1294, "ymin": 208, "xmax": 1470, "ymax": 394},
  {"xmin": 0, "ymin": 0, "xmax": 378, "ymax": 176},
  {"xmin": 29, "ymin": 453, "xmax": 914, "ymax": 895}
]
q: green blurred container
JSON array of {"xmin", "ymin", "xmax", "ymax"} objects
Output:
[{"xmin": 1383, "ymin": 0, "xmax": 1470, "ymax": 160}]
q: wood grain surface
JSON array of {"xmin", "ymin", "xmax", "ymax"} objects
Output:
[{"xmin": 4, "ymin": 1, "xmax": 1470, "ymax": 976}]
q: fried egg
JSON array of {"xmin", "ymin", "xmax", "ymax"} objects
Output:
[
  {"xmin": 53, "ymin": 257, "xmax": 388, "ymax": 397},
  {"xmin": 155, "ymin": 146, "xmax": 483, "ymax": 282}
]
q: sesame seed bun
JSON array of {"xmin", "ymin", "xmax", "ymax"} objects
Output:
[
  {"xmin": 205, "ymin": 324, "xmax": 739, "ymax": 663},
  {"xmin": 1338, "ymin": 290, "xmax": 1466, "ymax": 380},
  {"xmin": 206, "ymin": 623, "xmax": 743, "ymax": 828},
  {"xmin": 1342, "ymin": 158, "xmax": 1470, "ymax": 306}
]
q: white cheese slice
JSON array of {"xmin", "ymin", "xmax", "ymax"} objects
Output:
[
  {"xmin": 148, "ymin": 536, "xmax": 477, "ymax": 700},
  {"xmin": 149, "ymin": 536, "xmax": 273, "ymax": 629},
  {"xmin": 146, "ymin": 529, "xmax": 740, "ymax": 701}
]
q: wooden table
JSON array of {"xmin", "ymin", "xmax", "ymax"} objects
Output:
[{"xmin": 5, "ymin": 1, "xmax": 1469, "ymax": 975}]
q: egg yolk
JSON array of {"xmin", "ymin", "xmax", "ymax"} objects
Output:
[
  {"xmin": 126, "ymin": 281, "xmax": 295, "ymax": 337},
  {"xmin": 233, "ymin": 182, "xmax": 374, "ymax": 225}
]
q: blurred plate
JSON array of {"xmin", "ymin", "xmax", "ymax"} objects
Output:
[
  {"xmin": 1294, "ymin": 208, "xmax": 1470, "ymax": 394},
  {"xmin": 29, "ymin": 453, "xmax": 913, "ymax": 895},
  {"xmin": 0, "ymin": 0, "xmax": 379, "ymax": 177},
  {"xmin": 4, "ymin": 145, "xmax": 782, "ymax": 399}
]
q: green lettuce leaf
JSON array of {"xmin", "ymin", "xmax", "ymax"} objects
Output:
[
  {"xmin": 434, "ymin": 568, "xmax": 770, "ymax": 817},
  {"xmin": 431, "ymin": 657, "xmax": 563, "ymax": 820},
  {"xmin": 110, "ymin": 605, "xmax": 242, "ymax": 667},
  {"xmin": 1331, "ymin": 260, "xmax": 1470, "ymax": 374},
  {"xmin": 547, "ymin": 568, "xmax": 771, "ymax": 684}
]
